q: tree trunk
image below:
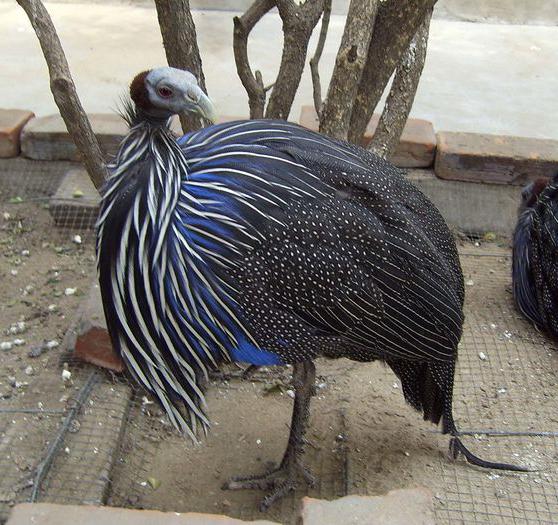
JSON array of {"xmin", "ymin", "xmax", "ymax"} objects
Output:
[
  {"xmin": 319, "ymin": 0, "xmax": 378, "ymax": 140},
  {"xmin": 16, "ymin": 0, "xmax": 108, "ymax": 191},
  {"xmin": 265, "ymin": 0, "xmax": 324, "ymax": 120},
  {"xmin": 154, "ymin": 0, "xmax": 207, "ymax": 132},
  {"xmin": 347, "ymin": 0, "xmax": 436, "ymax": 144},
  {"xmin": 368, "ymin": 8, "xmax": 433, "ymax": 158}
]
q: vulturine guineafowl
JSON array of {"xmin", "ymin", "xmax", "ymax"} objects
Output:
[
  {"xmin": 513, "ymin": 174, "xmax": 558, "ymax": 339},
  {"xmin": 96, "ymin": 67, "xmax": 528, "ymax": 510}
]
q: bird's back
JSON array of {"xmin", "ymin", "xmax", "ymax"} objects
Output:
[{"xmin": 180, "ymin": 120, "xmax": 464, "ymax": 365}]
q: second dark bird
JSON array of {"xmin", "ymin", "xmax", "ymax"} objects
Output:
[{"xmin": 513, "ymin": 174, "xmax": 558, "ymax": 339}]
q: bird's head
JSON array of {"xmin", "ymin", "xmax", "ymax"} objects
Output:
[
  {"xmin": 129, "ymin": 67, "xmax": 216, "ymax": 122},
  {"xmin": 519, "ymin": 177, "xmax": 548, "ymax": 215}
]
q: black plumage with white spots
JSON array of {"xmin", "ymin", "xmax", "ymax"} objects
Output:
[{"xmin": 97, "ymin": 69, "xmax": 527, "ymax": 493}]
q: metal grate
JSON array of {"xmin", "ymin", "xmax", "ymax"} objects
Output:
[{"xmin": 1, "ymin": 166, "xmax": 557, "ymax": 524}]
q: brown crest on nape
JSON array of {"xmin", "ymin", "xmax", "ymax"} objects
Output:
[
  {"xmin": 533, "ymin": 177, "xmax": 550, "ymax": 200},
  {"xmin": 130, "ymin": 70, "xmax": 152, "ymax": 111}
]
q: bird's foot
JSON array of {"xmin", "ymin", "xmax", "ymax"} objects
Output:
[{"xmin": 223, "ymin": 457, "xmax": 316, "ymax": 511}]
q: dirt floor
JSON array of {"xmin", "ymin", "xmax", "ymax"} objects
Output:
[{"xmin": 1, "ymin": 196, "xmax": 557, "ymax": 524}]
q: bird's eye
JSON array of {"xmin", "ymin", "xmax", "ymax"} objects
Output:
[{"xmin": 157, "ymin": 86, "xmax": 173, "ymax": 98}]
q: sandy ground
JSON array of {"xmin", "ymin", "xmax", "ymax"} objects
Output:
[{"xmin": 1, "ymin": 198, "xmax": 557, "ymax": 525}]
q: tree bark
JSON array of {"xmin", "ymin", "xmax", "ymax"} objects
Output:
[
  {"xmin": 368, "ymin": 8, "xmax": 433, "ymax": 158},
  {"xmin": 347, "ymin": 0, "xmax": 437, "ymax": 144},
  {"xmin": 319, "ymin": 0, "xmax": 378, "ymax": 140},
  {"xmin": 265, "ymin": 0, "xmax": 324, "ymax": 120},
  {"xmin": 155, "ymin": 0, "xmax": 207, "ymax": 132},
  {"xmin": 233, "ymin": 0, "xmax": 275, "ymax": 119},
  {"xmin": 16, "ymin": 0, "xmax": 108, "ymax": 191},
  {"xmin": 309, "ymin": 0, "xmax": 332, "ymax": 117}
]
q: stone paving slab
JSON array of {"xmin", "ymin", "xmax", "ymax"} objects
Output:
[
  {"xmin": 299, "ymin": 106, "xmax": 436, "ymax": 168},
  {"xmin": 300, "ymin": 489, "xmax": 435, "ymax": 525},
  {"xmin": 435, "ymin": 131, "xmax": 558, "ymax": 185},
  {"xmin": 5, "ymin": 503, "xmax": 280, "ymax": 525},
  {"xmin": 21, "ymin": 114, "xmax": 127, "ymax": 161},
  {"xmin": 0, "ymin": 109, "xmax": 34, "ymax": 158}
]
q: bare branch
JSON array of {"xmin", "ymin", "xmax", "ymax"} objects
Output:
[
  {"xmin": 319, "ymin": 0, "xmax": 378, "ymax": 140},
  {"xmin": 16, "ymin": 0, "xmax": 108, "ymax": 191},
  {"xmin": 368, "ymin": 8, "xmax": 433, "ymax": 158},
  {"xmin": 233, "ymin": 0, "xmax": 275, "ymax": 119},
  {"xmin": 265, "ymin": 0, "xmax": 324, "ymax": 120},
  {"xmin": 309, "ymin": 0, "xmax": 332, "ymax": 117},
  {"xmin": 348, "ymin": 0, "xmax": 437, "ymax": 144},
  {"xmin": 155, "ymin": 0, "xmax": 206, "ymax": 132}
]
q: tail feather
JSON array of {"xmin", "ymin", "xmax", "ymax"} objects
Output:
[{"xmin": 387, "ymin": 359, "xmax": 531, "ymax": 472}]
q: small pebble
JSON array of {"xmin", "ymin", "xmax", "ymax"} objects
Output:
[
  {"xmin": 478, "ymin": 352, "xmax": 487, "ymax": 361},
  {"xmin": 46, "ymin": 340, "xmax": 59, "ymax": 349},
  {"xmin": 285, "ymin": 389, "xmax": 295, "ymax": 398},
  {"xmin": 24, "ymin": 366, "xmax": 34, "ymax": 376},
  {"xmin": 10, "ymin": 269, "xmax": 18, "ymax": 276},
  {"xmin": 47, "ymin": 304, "xmax": 57, "ymax": 312},
  {"xmin": 61, "ymin": 369, "xmax": 72, "ymax": 382},
  {"xmin": 8, "ymin": 321, "xmax": 26, "ymax": 335},
  {"xmin": 256, "ymin": 439, "xmax": 262, "ymax": 445},
  {"xmin": 21, "ymin": 250, "xmax": 30, "ymax": 257},
  {"xmin": 72, "ymin": 234, "xmax": 82, "ymax": 245},
  {"xmin": 13, "ymin": 339, "xmax": 25, "ymax": 346},
  {"xmin": 1, "ymin": 341, "xmax": 13, "ymax": 351},
  {"xmin": 465, "ymin": 279, "xmax": 474, "ymax": 286},
  {"xmin": 64, "ymin": 287, "xmax": 77, "ymax": 296}
]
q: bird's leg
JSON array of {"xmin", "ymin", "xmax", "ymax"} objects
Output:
[{"xmin": 224, "ymin": 360, "xmax": 316, "ymax": 511}]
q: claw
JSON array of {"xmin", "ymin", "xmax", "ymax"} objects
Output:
[{"xmin": 223, "ymin": 458, "xmax": 315, "ymax": 510}]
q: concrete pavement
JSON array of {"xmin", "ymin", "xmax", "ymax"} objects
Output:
[{"xmin": 1, "ymin": 1, "xmax": 557, "ymax": 139}]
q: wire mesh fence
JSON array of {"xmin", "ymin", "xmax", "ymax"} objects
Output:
[
  {"xmin": 433, "ymin": 250, "xmax": 558, "ymax": 525},
  {"xmin": 0, "ymin": 166, "xmax": 557, "ymax": 523}
]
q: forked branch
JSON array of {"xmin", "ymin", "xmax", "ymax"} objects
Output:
[
  {"xmin": 16, "ymin": 0, "xmax": 108, "ymax": 190},
  {"xmin": 265, "ymin": 0, "xmax": 325, "ymax": 120},
  {"xmin": 368, "ymin": 8, "xmax": 433, "ymax": 158},
  {"xmin": 348, "ymin": 0, "xmax": 437, "ymax": 144},
  {"xmin": 309, "ymin": 0, "xmax": 332, "ymax": 117},
  {"xmin": 233, "ymin": 0, "xmax": 275, "ymax": 119}
]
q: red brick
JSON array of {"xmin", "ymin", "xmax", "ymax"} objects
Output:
[
  {"xmin": 6, "ymin": 503, "xmax": 280, "ymax": 525},
  {"xmin": 66, "ymin": 283, "xmax": 124, "ymax": 372},
  {"xmin": 299, "ymin": 106, "xmax": 436, "ymax": 168},
  {"xmin": 0, "ymin": 109, "xmax": 34, "ymax": 157},
  {"xmin": 435, "ymin": 131, "xmax": 558, "ymax": 185},
  {"xmin": 300, "ymin": 488, "xmax": 435, "ymax": 525}
]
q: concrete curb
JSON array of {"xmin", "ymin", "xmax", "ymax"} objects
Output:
[{"xmin": 2, "ymin": 107, "xmax": 557, "ymax": 237}]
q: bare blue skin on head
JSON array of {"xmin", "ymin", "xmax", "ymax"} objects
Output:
[{"xmin": 144, "ymin": 67, "xmax": 216, "ymax": 122}]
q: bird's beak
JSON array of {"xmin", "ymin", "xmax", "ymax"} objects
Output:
[{"xmin": 187, "ymin": 87, "xmax": 217, "ymax": 124}]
